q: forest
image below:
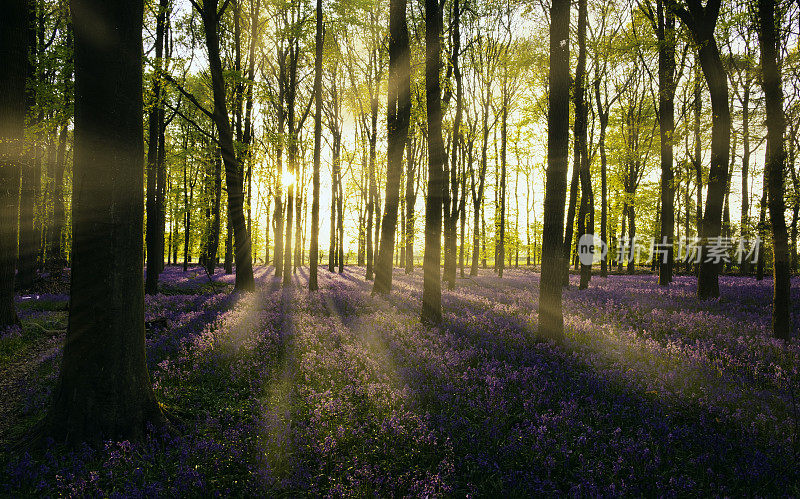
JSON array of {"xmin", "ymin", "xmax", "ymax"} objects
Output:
[{"xmin": 1, "ymin": 0, "xmax": 800, "ymax": 494}]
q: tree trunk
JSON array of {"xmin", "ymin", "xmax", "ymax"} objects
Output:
[
  {"xmin": 472, "ymin": 110, "xmax": 489, "ymax": 277},
  {"xmin": 694, "ymin": 66, "xmax": 703, "ymax": 256},
  {"xmin": 562, "ymin": 138, "xmax": 580, "ymax": 287},
  {"xmin": 17, "ymin": 1, "xmax": 39, "ymax": 291},
  {"xmin": 757, "ymin": 164, "xmax": 768, "ymax": 280},
  {"xmin": 443, "ymin": 0, "xmax": 462, "ymax": 289},
  {"xmin": 374, "ymin": 0, "xmax": 410, "ymax": 294},
  {"xmin": 498, "ymin": 101, "xmax": 507, "ymax": 279},
  {"xmin": 145, "ymin": 0, "xmax": 167, "ymax": 293},
  {"xmin": 741, "ymin": 85, "xmax": 751, "ymax": 274},
  {"xmin": 575, "ymin": 0, "xmax": 592, "ymax": 290},
  {"xmin": 49, "ymin": 23, "xmax": 71, "ymax": 270},
  {"xmin": 309, "ymin": 0, "xmax": 322, "ymax": 290},
  {"xmin": 45, "ymin": 0, "xmax": 164, "ymax": 443},
  {"xmin": 627, "ymin": 193, "xmax": 636, "ymax": 274},
  {"xmin": 205, "ymin": 150, "xmax": 222, "ymax": 275},
  {"xmin": 676, "ymin": 1, "xmax": 730, "ymax": 299},
  {"xmin": 421, "ymin": 0, "xmax": 445, "ymax": 324},
  {"xmin": 758, "ymin": 0, "xmax": 791, "ymax": 339},
  {"xmin": 657, "ymin": 0, "xmax": 676, "ymax": 286},
  {"xmin": 0, "ymin": 0, "xmax": 28, "ymax": 326},
  {"xmin": 594, "ymin": 77, "xmax": 609, "ymax": 277},
  {"xmin": 198, "ymin": 0, "xmax": 254, "ymax": 290},
  {"xmin": 405, "ymin": 132, "xmax": 416, "ymax": 274},
  {"xmin": 282, "ymin": 32, "xmax": 301, "ymax": 286},
  {"xmin": 538, "ymin": 0, "xmax": 569, "ymax": 342}
]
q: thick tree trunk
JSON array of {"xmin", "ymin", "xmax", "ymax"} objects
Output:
[
  {"xmin": 758, "ymin": 0, "xmax": 791, "ymax": 340},
  {"xmin": 421, "ymin": 0, "xmax": 445, "ymax": 324},
  {"xmin": 538, "ymin": 0, "xmax": 570, "ymax": 342},
  {"xmin": 374, "ymin": 0, "xmax": 410, "ymax": 294},
  {"xmin": 309, "ymin": 0, "xmax": 323, "ymax": 290},
  {"xmin": 676, "ymin": 2, "xmax": 730, "ymax": 299},
  {"xmin": 657, "ymin": 0, "xmax": 676, "ymax": 286},
  {"xmin": 17, "ymin": 2, "xmax": 39, "ymax": 291},
  {"xmin": 0, "ymin": 0, "xmax": 28, "ymax": 327},
  {"xmin": 45, "ymin": 0, "xmax": 164, "ymax": 443}
]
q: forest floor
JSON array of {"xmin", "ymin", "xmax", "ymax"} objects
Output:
[{"xmin": 1, "ymin": 265, "xmax": 800, "ymax": 495}]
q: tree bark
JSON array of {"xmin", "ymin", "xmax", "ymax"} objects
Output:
[
  {"xmin": 741, "ymin": 85, "xmax": 751, "ymax": 275},
  {"xmin": 45, "ymin": 0, "xmax": 164, "ymax": 443},
  {"xmin": 538, "ymin": 0, "xmax": 570, "ymax": 342},
  {"xmin": 17, "ymin": 1, "xmax": 39, "ymax": 291},
  {"xmin": 594, "ymin": 77, "xmax": 609, "ymax": 277},
  {"xmin": 374, "ymin": 0, "xmax": 410, "ymax": 294},
  {"xmin": 421, "ymin": 0, "xmax": 445, "ymax": 324},
  {"xmin": 198, "ymin": 0, "xmax": 254, "ymax": 290},
  {"xmin": 575, "ymin": 0, "xmax": 592, "ymax": 290},
  {"xmin": 657, "ymin": 0, "xmax": 676, "ymax": 286},
  {"xmin": 443, "ymin": 0, "xmax": 462, "ymax": 288},
  {"xmin": 309, "ymin": 0, "xmax": 323, "ymax": 290},
  {"xmin": 758, "ymin": 0, "xmax": 791, "ymax": 339},
  {"xmin": 405, "ymin": 130, "xmax": 416, "ymax": 274},
  {"xmin": 674, "ymin": 0, "xmax": 730, "ymax": 299},
  {"xmin": 0, "ymin": 0, "xmax": 28, "ymax": 326},
  {"xmin": 145, "ymin": 0, "xmax": 167, "ymax": 294}
]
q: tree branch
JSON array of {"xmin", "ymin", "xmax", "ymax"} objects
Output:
[{"xmin": 162, "ymin": 71, "xmax": 216, "ymax": 121}]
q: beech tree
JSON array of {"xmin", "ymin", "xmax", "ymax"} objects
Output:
[
  {"xmin": 538, "ymin": 0, "xmax": 570, "ymax": 341},
  {"xmin": 0, "ymin": 0, "xmax": 28, "ymax": 327},
  {"xmin": 188, "ymin": 0, "xmax": 255, "ymax": 291},
  {"xmin": 757, "ymin": 0, "xmax": 791, "ymax": 340},
  {"xmin": 309, "ymin": 0, "xmax": 323, "ymax": 291},
  {"xmin": 421, "ymin": 0, "xmax": 445, "ymax": 324},
  {"xmin": 374, "ymin": 0, "xmax": 410, "ymax": 295},
  {"xmin": 44, "ymin": 0, "xmax": 164, "ymax": 443},
  {"xmin": 672, "ymin": 0, "xmax": 730, "ymax": 299}
]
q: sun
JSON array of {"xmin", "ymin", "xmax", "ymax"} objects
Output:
[{"xmin": 281, "ymin": 170, "xmax": 296, "ymax": 188}]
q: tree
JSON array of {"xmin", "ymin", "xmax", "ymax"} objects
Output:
[
  {"xmin": 538, "ymin": 0, "xmax": 570, "ymax": 341},
  {"xmin": 443, "ymin": 0, "xmax": 464, "ymax": 288},
  {"xmin": 44, "ymin": 0, "xmax": 164, "ymax": 443},
  {"xmin": 590, "ymin": 1, "xmax": 625, "ymax": 278},
  {"xmin": 421, "ymin": 0, "xmax": 445, "ymax": 324},
  {"xmin": 145, "ymin": 0, "xmax": 169, "ymax": 294},
  {"xmin": 672, "ymin": 0, "xmax": 730, "ymax": 299},
  {"xmin": 644, "ymin": 0, "xmax": 677, "ymax": 286},
  {"xmin": 757, "ymin": 0, "xmax": 791, "ymax": 340},
  {"xmin": 405, "ymin": 119, "xmax": 421, "ymax": 274},
  {"xmin": 374, "ymin": 0, "xmax": 410, "ymax": 295},
  {"xmin": 574, "ymin": 0, "xmax": 592, "ymax": 290},
  {"xmin": 190, "ymin": 0, "xmax": 255, "ymax": 291},
  {"xmin": 309, "ymin": 0, "xmax": 323, "ymax": 291},
  {"xmin": 0, "ymin": 0, "xmax": 29, "ymax": 327}
]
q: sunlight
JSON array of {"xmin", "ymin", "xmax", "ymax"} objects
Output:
[{"xmin": 281, "ymin": 170, "xmax": 296, "ymax": 188}]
